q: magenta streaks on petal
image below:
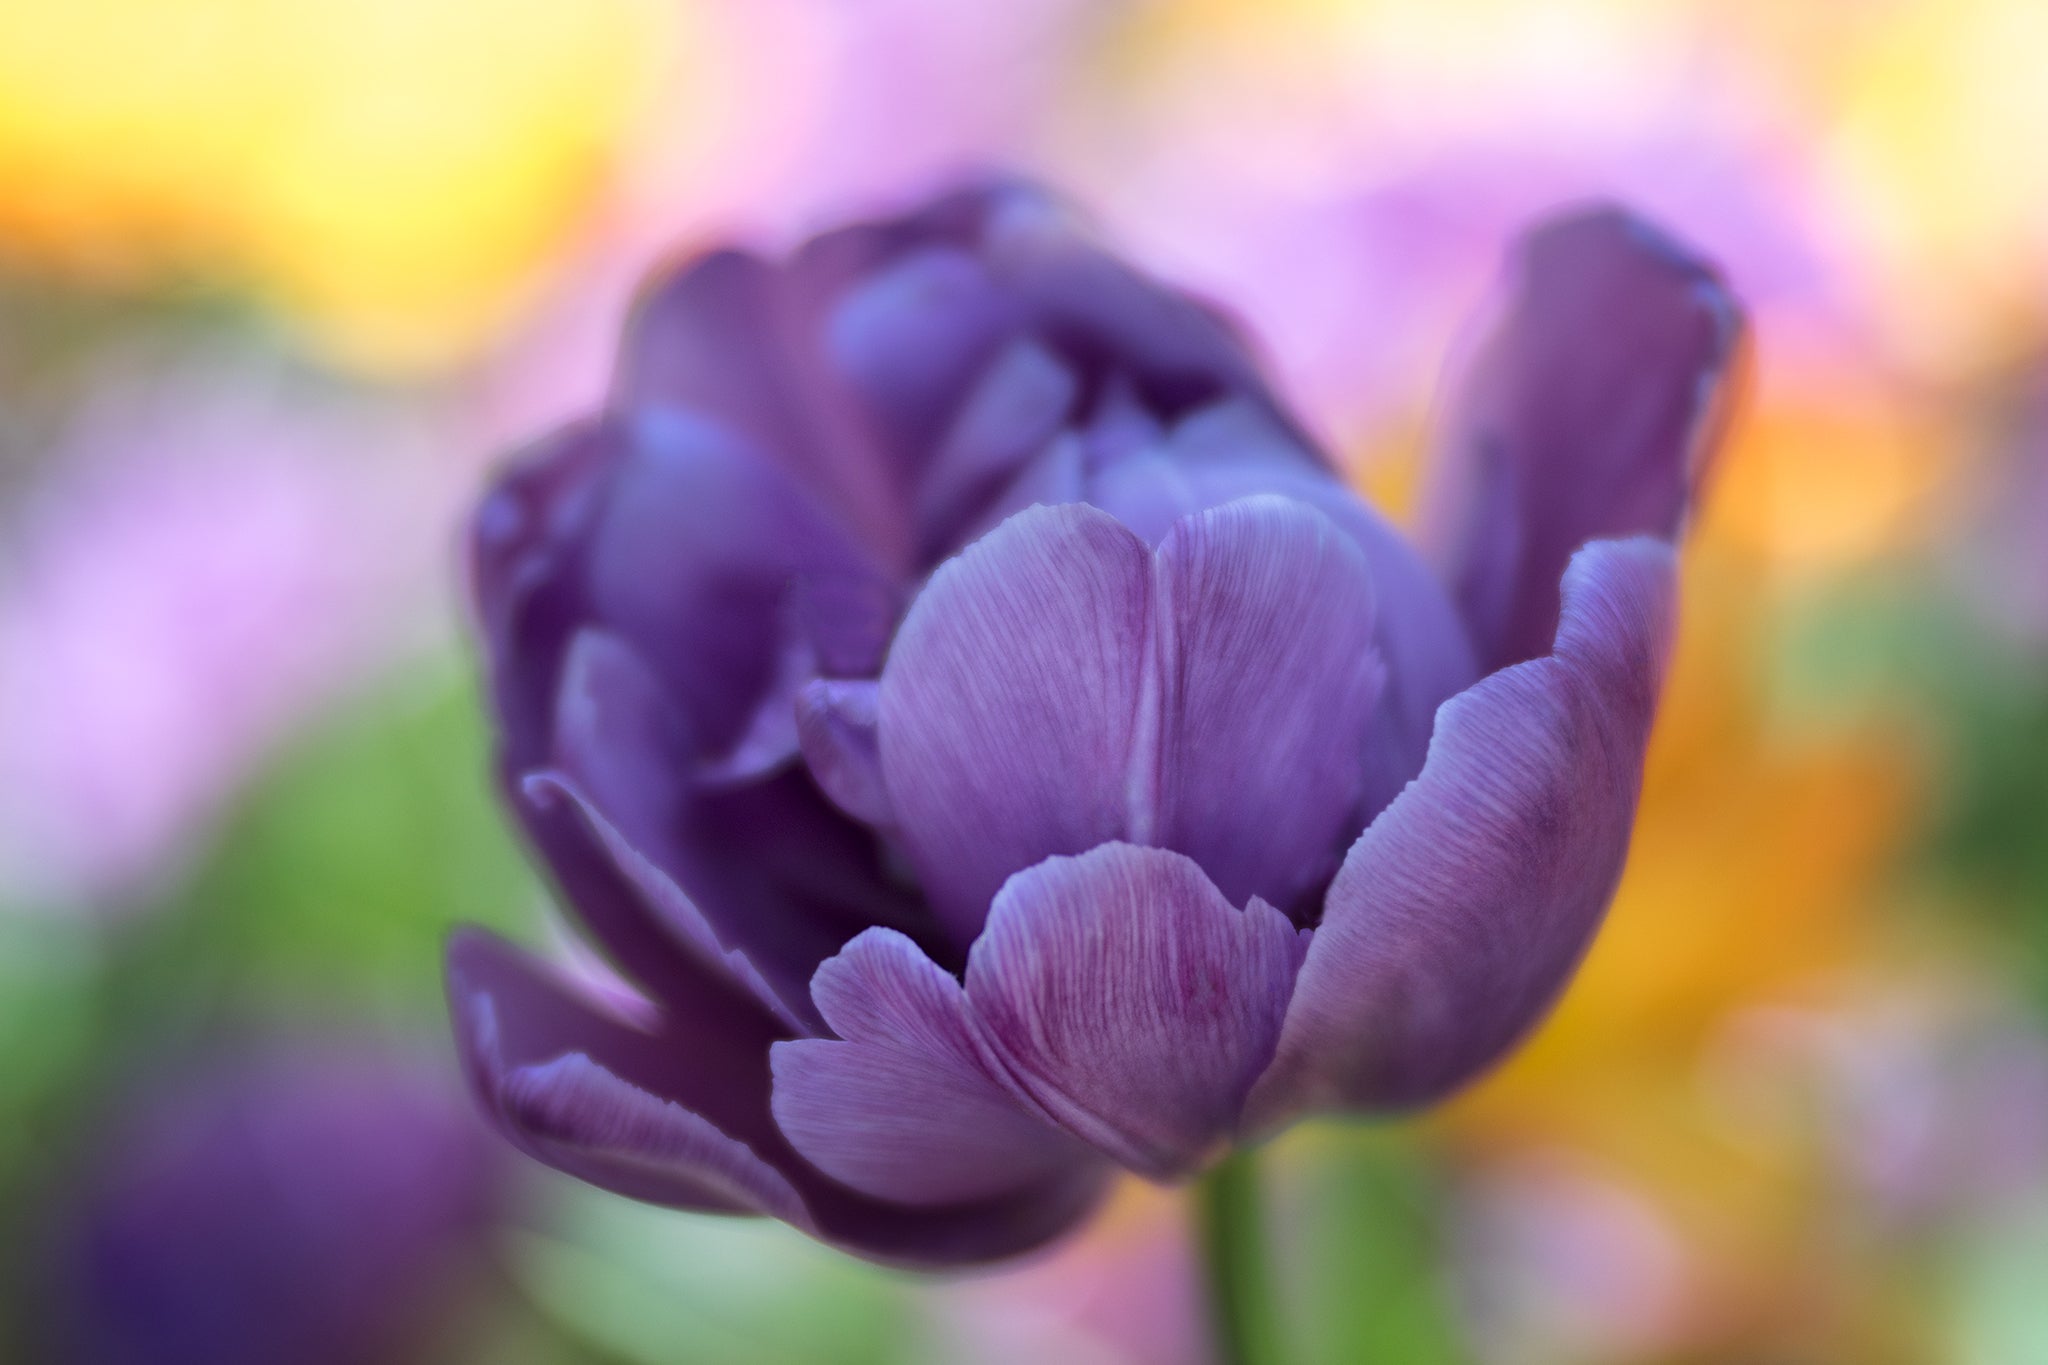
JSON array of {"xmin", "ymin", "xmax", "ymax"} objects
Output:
[{"xmin": 966, "ymin": 845, "xmax": 1307, "ymax": 1178}]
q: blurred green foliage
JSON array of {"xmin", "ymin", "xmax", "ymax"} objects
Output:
[
  {"xmin": 516, "ymin": 1193, "xmax": 914, "ymax": 1365},
  {"xmin": 120, "ymin": 649, "xmax": 541, "ymax": 1034},
  {"xmin": 1266, "ymin": 1124, "xmax": 1465, "ymax": 1365}
]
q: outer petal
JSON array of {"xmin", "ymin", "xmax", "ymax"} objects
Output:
[
  {"xmin": 1246, "ymin": 539, "xmax": 1677, "ymax": 1129},
  {"xmin": 447, "ymin": 927, "xmax": 802, "ymax": 1217},
  {"xmin": 446, "ymin": 929, "xmax": 1109, "ymax": 1267},
  {"xmin": 1421, "ymin": 205, "xmax": 1744, "ymax": 672},
  {"xmin": 880, "ymin": 504, "xmax": 1151, "ymax": 941},
  {"xmin": 966, "ymin": 845, "xmax": 1307, "ymax": 1179},
  {"xmin": 469, "ymin": 419, "xmax": 618, "ymax": 766},
  {"xmin": 770, "ymin": 930, "xmax": 1094, "ymax": 1206}
]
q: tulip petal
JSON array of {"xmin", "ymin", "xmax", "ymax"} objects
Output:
[
  {"xmin": 614, "ymin": 249, "xmax": 904, "ymax": 562},
  {"xmin": 547, "ymin": 628, "xmax": 929, "ymax": 1031},
  {"xmin": 582, "ymin": 410, "xmax": 882, "ymax": 763},
  {"xmin": 991, "ymin": 213, "xmax": 1295, "ymax": 433},
  {"xmin": 1246, "ymin": 538, "xmax": 1676, "ymax": 1127},
  {"xmin": 826, "ymin": 245, "xmax": 1016, "ymax": 453},
  {"xmin": 914, "ymin": 338, "xmax": 1078, "ymax": 558},
  {"xmin": 1146, "ymin": 496, "xmax": 1383, "ymax": 912},
  {"xmin": 794, "ymin": 679, "xmax": 892, "ymax": 828},
  {"xmin": 1090, "ymin": 400, "xmax": 1478, "ymax": 820},
  {"xmin": 447, "ymin": 929, "xmax": 1107, "ymax": 1266},
  {"xmin": 469, "ymin": 419, "xmax": 618, "ymax": 765},
  {"xmin": 448, "ymin": 928, "xmax": 804, "ymax": 1217},
  {"xmin": 771, "ymin": 930, "xmax": 1093, "ymax": 1205},
  {"xmin": 522, "ymin": 772, "xmax": 810, "ymax": 1035},
  {"xmin": 966, "ymin": 845, "xmax": 1306, "ymax": 1178},
  {"xmin": 883, "ymin": 498, "xmax": 1384, "ymax": 936},
  {"xmin": 881, "ymin": 504, "xmax": 1151, "ymax": 941},
  {"xmin": 1423, "ymin": 205, "xmax": 1743, "ymax": 672}
]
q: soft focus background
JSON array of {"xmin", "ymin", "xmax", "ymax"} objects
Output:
[{"xmin": 4, "ymin": 1, "xmax": 2048, "ymax": 1361}]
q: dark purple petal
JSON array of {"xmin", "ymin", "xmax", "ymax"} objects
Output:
[
  {"xmin": 953, "ymin": 431, "xmax": 1088, "ymax": 550},
  {"xmin": 469, "ymin": 419, "xmax": 619, "ymax": 766},
  {"xmin": 1144, "ymin": 496, "xmax": 1382, "ymax": 912},
  {"xmin": 523, "ymin": 771, "xmax": 809, "ymax": 1034},
  {"xmin": 1245, "ymin": 538, "xmax": 1677, "ymax": 1128},
  {"xmin": 581, "ymin": 410, "xmax": 883, "ymax": 764},
  {"xmin": 501, "ymin": 1055, "xmax": 811, "ymax": 1221},
  {"xmin": 544, "ymin": 628, "xmax": 814, "ymax": 1027},
  {"xmin": 504, "ymin": 761, "xmax": 751, "ymax": 1024},
  {"xmin": 613, "ymin": 249, "xmax": 906, "ymax": 564},
  {"xmin": 882, "ymin": 498, "xmax": 1382, "ymax": 936},
  {"xmin": 448, "ymin": 927, "xmax": 798, "ymax": 1215},
  {"xmin": 913, "ymin": 338, "xmax": 1078, "ymax": 558},
  {"xmin": 771, "ymin": 930, "xmax": 1093, "ymax": 1205},
  {"xmin": 986, "ymin": 205, "xmax": 1301, "ymax": 433},
  {"xmin": 546, "ymin": 627, "xmax": 931, "ymax": 1030},
  {"xmin": 825, "ymin": 245, "xmax": 1016, "ymax": 452},
  {"xmin": 1421, "ymin": 205, "xmax": 1743, "ymax": 672},
  {"xmin": 447, "ymin": 930, "xmax": 1107, "ymax": 1266},
  {"xmin": 965, "ymin": 845, "xmax": 1306, "ymax": 1178},
  {"xmin": 794, "ymin": 679, "xmax": 892, "ymax": 828},
  {"xmin": 880, "ymin": 504, "xmax": 1150, "ymax": 941}
]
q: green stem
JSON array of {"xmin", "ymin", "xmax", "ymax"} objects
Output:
[{"xmin": 1196, "ymin": 1146, "xmax": 1283, "ymax": 1365}]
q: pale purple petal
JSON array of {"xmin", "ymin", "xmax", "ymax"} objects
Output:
[
  {"xmin": 1422, "ymin": 205, "xmax": 1742, "ymax": 671},
  {"xmin": 966, "ymin": 845, "xmax": 1306, "ymax": 1178},
  {"xmin": 882, "ymin": 498, "xmax": 1382, "ymax": 936},
  {"xmin": 1246, "ymin": 539, "xmax": 1677, "ymax": 1128},
  {"xmin": 771, "ymin": 930, "xmax": 1093, "ymax": 1205},
  {"xmin": 1089, "ymin": 399, "xmax": 1478, "ymax": 819},
  {"xmin": 1145, "ymin": 496, "xmax": 1382, "ymax": 913},
  {"xmin": 880, "ymin": 504, "xmax": 1151, "ymax": 941}
]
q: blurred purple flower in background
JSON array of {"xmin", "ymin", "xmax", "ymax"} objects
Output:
[
  {"xmin": 447, "ymin": 180, "xmax": 1744, "ymax": 1264},
  {"xmin": 32, "ymin": 1040, "xmax": 508, "ymax": 1365},
  {"xmin": 0, "ymin": 354, "xmax": 455, "ymax": 913}
]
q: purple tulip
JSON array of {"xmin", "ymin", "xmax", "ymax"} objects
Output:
[
  {"xmin": 447, "ymin": 180, "xmax": 1743, "ymax": 1266},
  {"xmin": 35, "ymin": 1042, "xmax": 506, "ymax": 1365}
]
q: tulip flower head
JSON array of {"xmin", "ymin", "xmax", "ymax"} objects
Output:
[{"xmin": 448, "ymin": 180, "xmax": 1743, "ymax": 1266}]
